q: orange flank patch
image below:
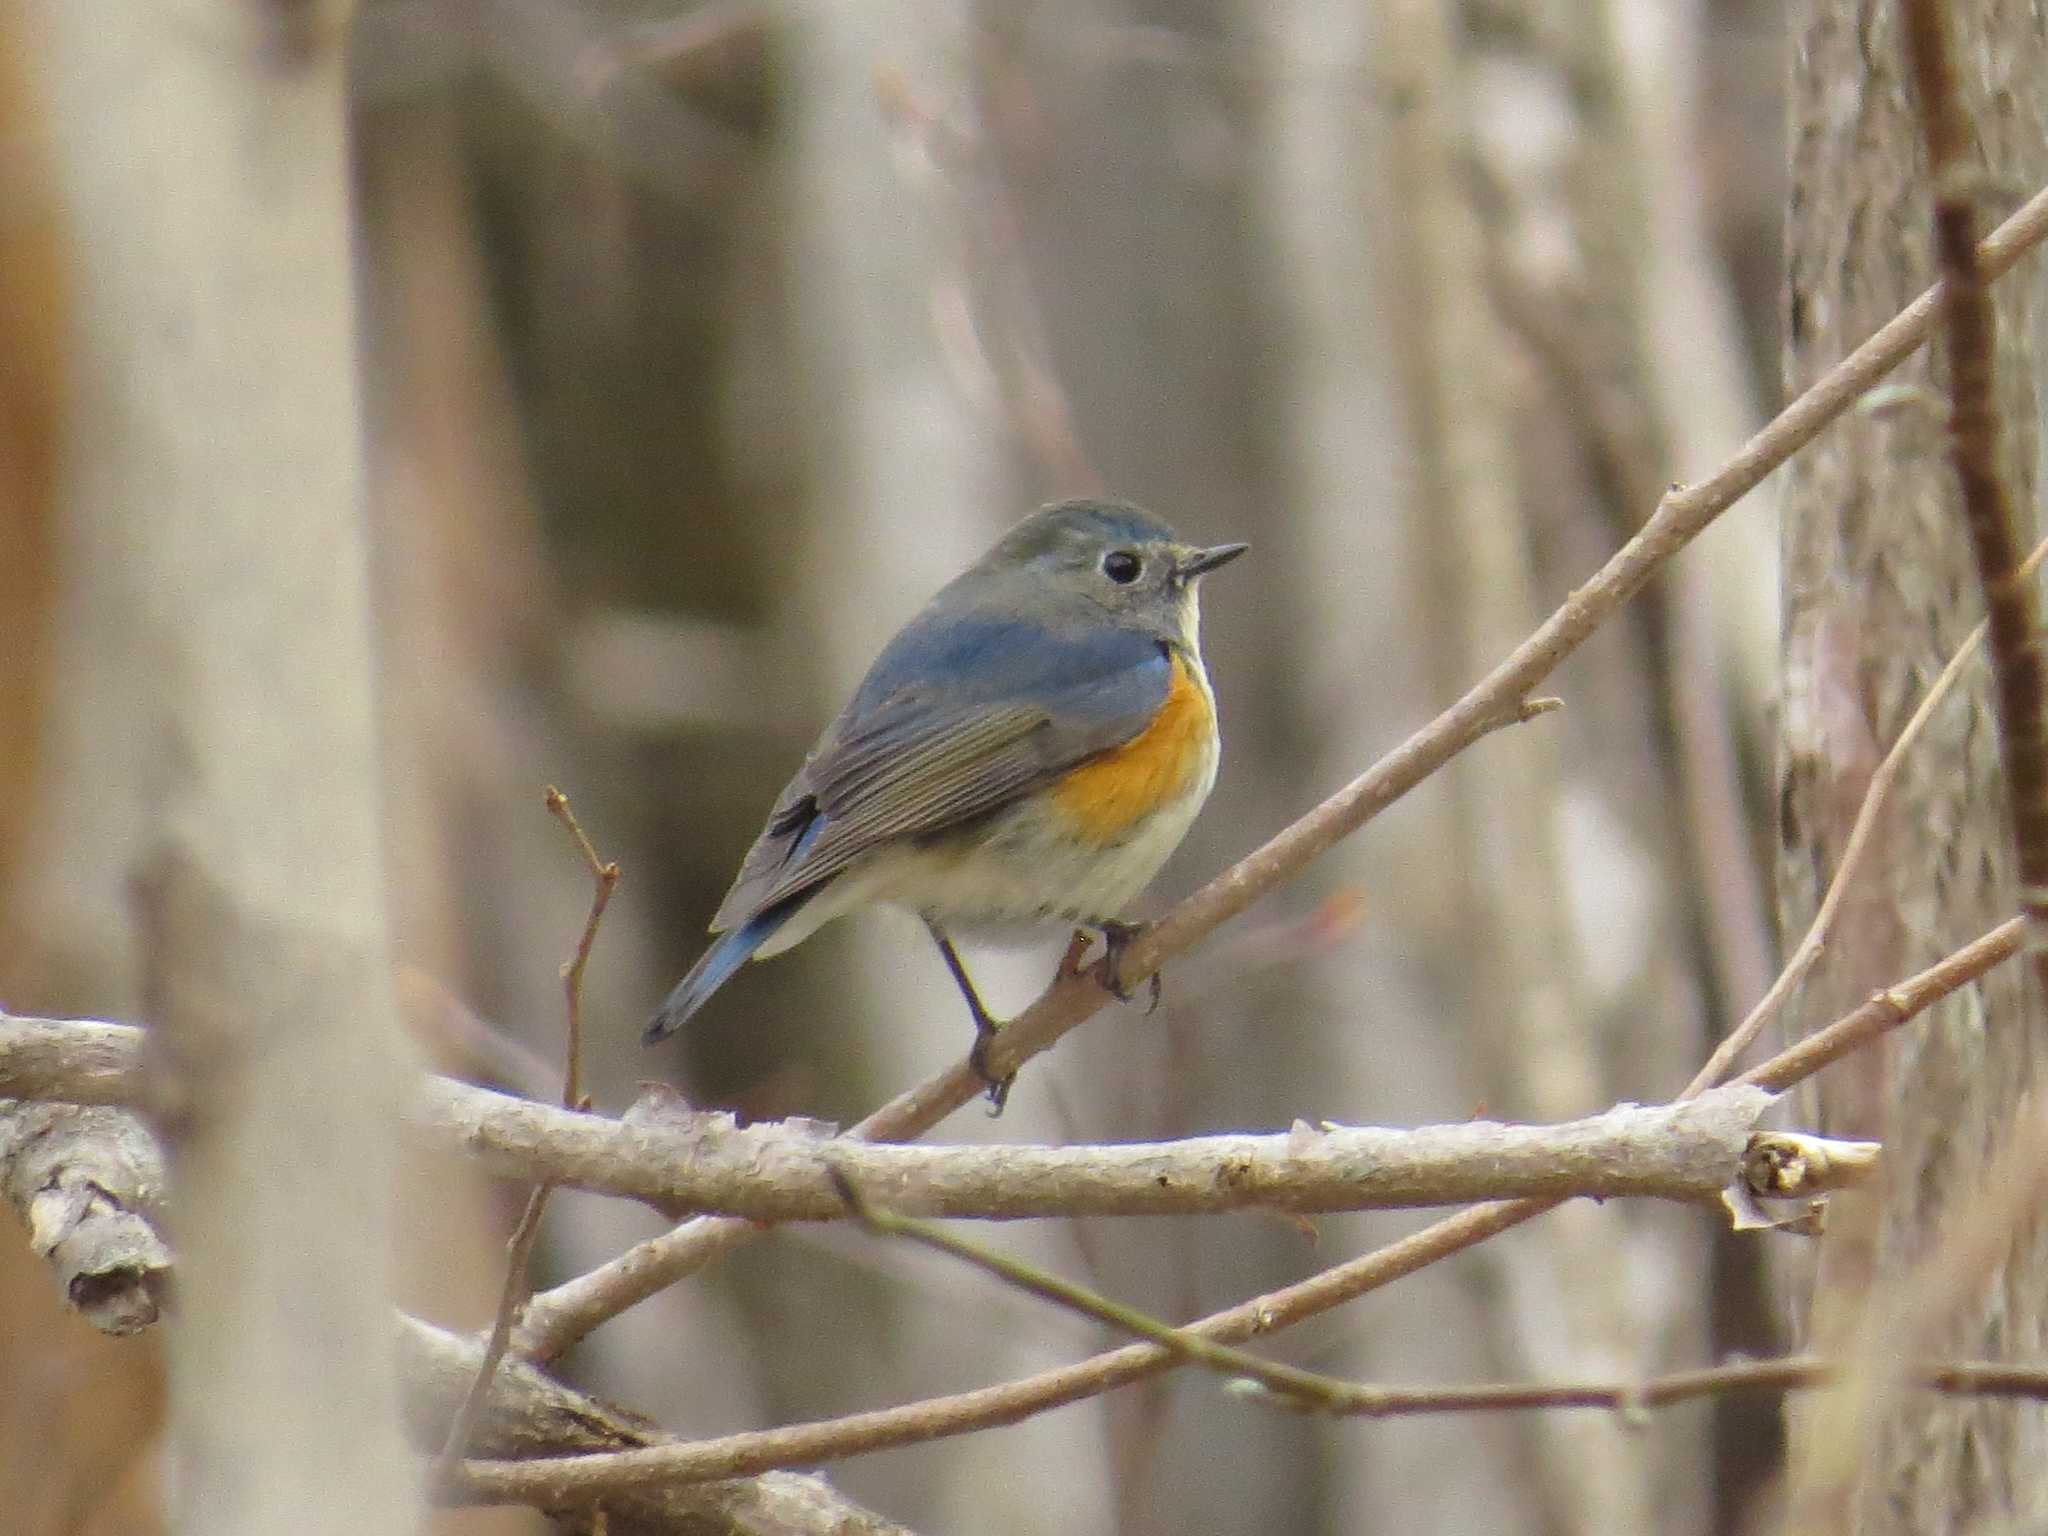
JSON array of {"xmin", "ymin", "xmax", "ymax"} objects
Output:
[{"xmin": 1052, "ymin": 651, "xmax": 1213, "ymax": 840}]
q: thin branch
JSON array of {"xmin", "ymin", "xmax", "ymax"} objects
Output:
[
  {"xmin": 825, "ymin": 1184, "xmax": 2048, "ymax": 1438},
  {"xmin": 831, "ymin": 1168, "xmax": 1348, "ymax": 1411},
  {"xmin": 507, "ymin": 179, "xmax": 2048, "ymax": 1365},
  {"xmin": 434, "ymin": 1184, "xmax": 555, "ymax": 1490},
  {"xmin": 0, "ymin": 924, "xmax": 1998, "ymax": 1513},
  {"xmin": 1737, "ymin": 917, "xmax": 2025, "ymax": 1095},
  {"xmin": 1902, "ymin": 0, "xmax": 2048, "ymax": 978},
  {"xmin": 545, "ymin": 784, "xmax": 619, "ymax": 1114},
  {"xmin": 838, "ymin": 1174, "xmax": 2042, "ymax": 1421},
  {"xmin": 1298, "ymin": 1357, "xmax": 2048, "ymax": 1418},
  {"xmin": 445, "ymin": 922, "xmax": 2018, "ymax": 1501},
  {"xmin": 432, "ymin": 788, "xmax": 618, "ymax": 1488}
]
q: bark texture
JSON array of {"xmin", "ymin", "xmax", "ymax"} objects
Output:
[{"xmin": 1779, "ymin": 0, "xmax": 2048, "ymax": 1527}]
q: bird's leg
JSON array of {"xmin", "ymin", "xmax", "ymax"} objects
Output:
[
  {"xmin": 1091, "ymin": 919, "xmax": 1162, "ymax": 1014},
  {"xmin": 926, "ymin": 920, "xmax": 1013, "ymax": 1114}
]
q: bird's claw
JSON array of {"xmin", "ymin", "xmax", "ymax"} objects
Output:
[
  {"xmin": 968, "ymin": 1025, "xmax": 1014, "ymax": 1116},
  {"xmin": 1092, "ymin": 921, "xmax": 1162, "ymax": 1014}
]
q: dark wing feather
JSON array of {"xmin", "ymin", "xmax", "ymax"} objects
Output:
[{"xmin": 708, "ymin": 618, "xmax": 1169, "ymax": 931}]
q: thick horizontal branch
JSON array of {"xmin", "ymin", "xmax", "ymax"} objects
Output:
[
  {"xmin": 432, "ymin": 1080, "xmax": 1784, "ymax": 1218},
  {"xmin": 0, "ymin": 1017, "xmax": 1819, "ymax": 1219}
]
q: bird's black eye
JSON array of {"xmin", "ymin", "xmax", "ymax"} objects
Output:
[{"xmin": 1102, "ymin": 549, "xmax": 1142, "ymax": 584}]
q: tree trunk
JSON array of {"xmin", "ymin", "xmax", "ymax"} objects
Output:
[
  {"xmin": 23, "ymin": 3, "xmax": 420, "ymax": 1530},
  {"xmin": 1778, "ymin": 1, "xmax": 2048, "ymax": 1528}
]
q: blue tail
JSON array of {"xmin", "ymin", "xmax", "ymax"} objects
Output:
[{"xmin": 644, "ymin": 900, "xmax": 802, "ymax": 1044}]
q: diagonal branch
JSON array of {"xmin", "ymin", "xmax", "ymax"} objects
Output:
[{"xmin": 837, "ymin": 1177, "xmax": 2048, "ymax": 1419}]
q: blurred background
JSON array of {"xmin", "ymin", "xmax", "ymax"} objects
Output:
[{"xmin": 1, "ymin": 0, "xmax": 1790, "ymax": 1531}]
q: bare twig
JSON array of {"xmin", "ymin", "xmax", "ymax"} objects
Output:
[
  {"xmin": 545, "ymin": 785, "xmax": 620, "ymax": 1113},
  {"xmin": 826, "ymin": 1187, "xmax": 2048, "ymax": 1436},
  {"xmin": 835, "ymin": 1174, "xmax": 2036, "ymax": 1422},
  {"xmin": 1902, "ymin": 0, "xmax": 2048, "ymax": 972},
  {"xmin": 1302, "ymin": 1357, "xmax": 2048, "ymax": 1418},
  {"xmin": 831, "ymin": 1168, "xmax": 1347, "ymax": 1411},
  {"xmin": 1737, "ymin": 918, "xmax": 2024, "ymax": 1095},
  {"xmin": 434, "ymin": 1184, "xmax": 556, "ymax": 1491},
  {"xmin": 433, "ymin": 788, "xmax": 617, "ymax": 1487}
]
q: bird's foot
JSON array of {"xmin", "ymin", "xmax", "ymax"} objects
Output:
[
  {"xmin": 967, "ymin": 1020, "xmax": 1015, "ymax": 1116},
  {"xmin": 1091, "ymin": 920, "xmax": 1162, "ymax": 1013}
]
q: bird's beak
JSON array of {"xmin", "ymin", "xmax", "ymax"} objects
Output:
[{"xmin": 1176, "ymin": 541, "xmax": 1249, "ymax": 579}]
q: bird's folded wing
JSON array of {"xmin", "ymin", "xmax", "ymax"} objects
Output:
[{"xmin": 709, "ymin": 633, "xmax": 1170, "ymax": 929}]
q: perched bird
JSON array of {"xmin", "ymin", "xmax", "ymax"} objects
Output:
[{"xmin": 646, "ymin": 497, "xmax": 1246, "ymax": 1109}]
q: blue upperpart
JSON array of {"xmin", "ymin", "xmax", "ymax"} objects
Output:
[
  {"xmin": 643, "ymin": 896, "xmax": 805, "ymax": 1043},
  {"xmin": 849, "ymin": 613, "xmax": 1166, "ymax": 722}
]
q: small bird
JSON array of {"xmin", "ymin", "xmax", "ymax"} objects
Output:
[{"xmin": 646, "ymin": 497, "xmax": 1245, "ymax": 1109}]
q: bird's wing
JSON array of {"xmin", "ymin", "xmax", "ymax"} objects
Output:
[{"xmin": 708, "ymin": 620, "xmax": 1170, "ymax": 931}]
